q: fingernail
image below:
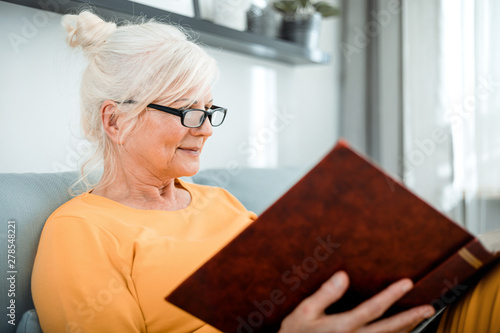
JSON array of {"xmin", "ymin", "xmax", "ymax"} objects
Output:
[
  {"xmin": 401, "ymin": 279, "xmax": 413, "ymax": 292},
  {"xmin": 331, "ymin": 272, "xmax": 344, "ymax": 287},
  {"xmin": 424, "ymin": 307, "xmax": 435, "ymax": 318}
]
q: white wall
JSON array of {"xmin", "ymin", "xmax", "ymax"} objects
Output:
[{"xmin": 0, "ymin": 1, "xmax": 341, "ymax": 174}]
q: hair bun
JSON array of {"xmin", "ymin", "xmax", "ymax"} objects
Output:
[{"xmin": 62, "ymin": 11, "xmax": 116, "ymax": 53}]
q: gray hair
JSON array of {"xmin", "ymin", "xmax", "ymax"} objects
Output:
[{"xmin": 61, "ymin": 11, "xmax": 219, "ymax": 193}]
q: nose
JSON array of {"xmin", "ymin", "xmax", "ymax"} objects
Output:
[{"xmin": 191, "ymin": 116, "xmax": 213, "ymax": 137}]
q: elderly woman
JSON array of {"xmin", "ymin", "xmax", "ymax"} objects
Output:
[{"xmin": 30, "ymin": 11, "xmax": 440, "ymax": 333}]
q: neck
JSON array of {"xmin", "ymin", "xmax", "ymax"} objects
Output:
[{"xmin": 91, "ymin": 163, "xmax": 191, "ymax": 211}]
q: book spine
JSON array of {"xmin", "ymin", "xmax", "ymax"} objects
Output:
[{"xmin": 395, "ymin": 238, "xmax": 497, "ymax": 311}]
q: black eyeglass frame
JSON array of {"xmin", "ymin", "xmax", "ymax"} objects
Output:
[{"xmin": 146, "ymin": 103, "xmax": 227, "ymax": 128}]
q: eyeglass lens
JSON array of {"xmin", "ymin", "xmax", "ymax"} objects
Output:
[
  {"xmin": 184, "ymin": 110, "xmax": 205, "ymax": 127},
  {"xmin": 209, "ymin": 110, "xmax": 225, "ymax": 126},
  {"xmin": 183, "ymin": 109, "xmax": 225, "ymax": 127}
]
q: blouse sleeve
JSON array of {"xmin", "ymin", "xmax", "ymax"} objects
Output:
[{"xmin": 31, "ymin": 215, "xmax": 146, "ymax": 332}]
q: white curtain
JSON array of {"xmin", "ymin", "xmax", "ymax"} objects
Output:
[{"xmin": 403, "ymin": 0, "xmax": 500, "ymax": 234}]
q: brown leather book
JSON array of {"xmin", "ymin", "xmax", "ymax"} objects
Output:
[{"xmin": 166, "ymin": 140, "xmax": 500, "ymax": 332}]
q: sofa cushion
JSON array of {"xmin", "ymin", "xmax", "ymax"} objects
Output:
[{"xmin": 192, "ymin": 167, "xmax": 305, "ymax": 215}]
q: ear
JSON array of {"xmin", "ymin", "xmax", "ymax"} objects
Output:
[{"xmin": 100, "ymin": 100, "xmax": 122, "ymax": 144}]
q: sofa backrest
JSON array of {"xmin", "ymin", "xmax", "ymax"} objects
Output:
[
  {"xmin": 192, "ymin": 167, "xmax": 305, "ymax": 215},
  {"xmin": 0, "ymin": 167, "xmax": 305, "ymax": 333},
  {"xmin": 0, "ymin": 172, "xmax": 86, "ymax": 333}
]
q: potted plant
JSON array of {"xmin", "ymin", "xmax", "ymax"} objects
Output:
[{"xmin": 272, "ymin": 0, "xmax": 340, "ymax": 48}]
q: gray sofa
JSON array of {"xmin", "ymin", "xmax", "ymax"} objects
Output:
[{"xmin": 0, "ymin": 168, "xmax": 304, "ymax": 333}]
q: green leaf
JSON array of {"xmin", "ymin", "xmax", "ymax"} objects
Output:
[
  {"xmin": 273, "ymin": 0, "xmax": 300, "ymax": 14},
  {"xmin": 298, "ymin": 0, "xmax": 310, "ymax": 8},
  {"xmin": 313, "ymin": 2, "xmax": 341, "ymax": 17}
]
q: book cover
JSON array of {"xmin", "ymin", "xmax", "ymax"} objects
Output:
[{"xmin": 166, "ymin": 140, "xmax": 499, "ymax": 332}]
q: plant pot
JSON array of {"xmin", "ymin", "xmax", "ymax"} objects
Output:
[
  {"xmin": 213, "ymin": 0, "xmax": 251, "ymax": 31},
  {"xmin": 281, "ymin": 12, "xmax": 321, "ymax": 49},
  {"xmin": 247, "ymin": 4, "xmax": 280, "ymax": 39}
]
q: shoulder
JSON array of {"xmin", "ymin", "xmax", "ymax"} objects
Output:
[
  {"xmin": 178, "ymin": 178, "xmax": 248, "ymax": 212},
  {"xmin": 46, "ymin": 193, "xmax": 89, "ymax": 221},
  {"xmin": 47, "ymin": 192, "xmax": 111, "ymax": 222},
  {"xmin": 43, "ymin": 192, "xmax": 135, "ymax": 240},
  {"xmin": 176, "ymin": 179, "xmax": 257, "ymax": 233},
  {"xmin": 43, "ymin": 193, "xmax": 108, "ymax": 231}
]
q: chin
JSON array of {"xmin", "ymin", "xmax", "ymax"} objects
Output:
[{"xmin": 179, "ymin": 164, "xmax": 200, "ymax": 178}]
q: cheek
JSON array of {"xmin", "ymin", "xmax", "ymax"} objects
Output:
[
  {"xmin": 148, "ymin": 117, "xmax": 185, "ymax": 141},
  {"xmin": 153, "ymin": 126, "xmax": 189, "ymax": 153},
  {"xmin": 130, "ymin": 114, "xmax": 190, "ymax": 154}
]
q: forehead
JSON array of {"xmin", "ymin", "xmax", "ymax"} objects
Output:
[{"xmin": 155, "ymin": 87, "xmax": 213, "ymax": 105}]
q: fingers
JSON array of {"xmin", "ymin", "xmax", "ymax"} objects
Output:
[
  {"xmin": 360, "ymin": 305, "xmax": 435, "ymax": 333},
  {"xmin": 279, "ymin": 271, "xmax": 350, "ymax": 332},
  {"xmin": 295, "ymin": 271, "xmax": 350, "ymax": 320},
  {"xmin": 346, "ymin": 278, "xmax": 414, "ymax": 325},
  {"xmin": 280, "ymin": 273, "xmax": 436, "ymax": 333}
]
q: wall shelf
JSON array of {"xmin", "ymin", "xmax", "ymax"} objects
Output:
[{"xmin": 6, "ymin": 0, "xmax": 331, "ymax": 65}]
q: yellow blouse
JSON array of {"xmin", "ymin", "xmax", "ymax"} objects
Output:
[
  {"xmin": 436, "ymin": 260, "xmax": 500, "ymax": 333},
  {"xmin": 32, "ymin": 179, "xmax": 257, "ymax": 333}
]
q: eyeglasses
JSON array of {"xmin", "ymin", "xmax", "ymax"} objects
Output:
[{"xmin": 147, "ymin": 103, "xmax": 227, "ymax": 128}]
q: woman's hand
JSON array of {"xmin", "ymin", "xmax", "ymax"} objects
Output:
[{"xmin": 279, "ymin": 271, "xmax": 435, "ymax": 333}]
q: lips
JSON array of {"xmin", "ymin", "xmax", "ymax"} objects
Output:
[{"xmin": 178, "ymin": 146, "xmax": 202, "ymax": 155}]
